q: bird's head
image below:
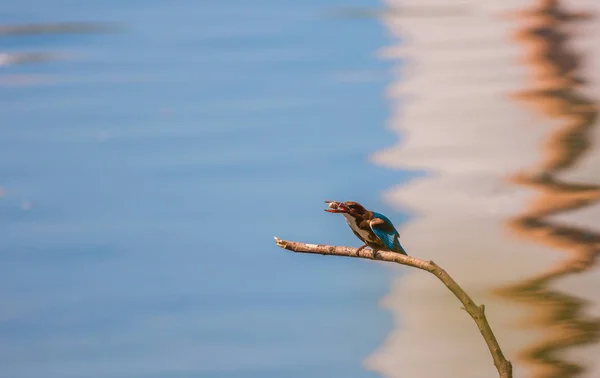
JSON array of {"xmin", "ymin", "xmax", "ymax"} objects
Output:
[{"xmin": 324, "ymin": 200, "xmax": 368, "ymax": 218}]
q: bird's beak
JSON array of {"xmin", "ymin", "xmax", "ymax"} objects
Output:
[
  {"xmin": 324, "ymin": 208, "xmax": 346, "ymax": 213},
  {"xmin": 324, "ymin": 200, "xmax": 349, "ymax": 213}
]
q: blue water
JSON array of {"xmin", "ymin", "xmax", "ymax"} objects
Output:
[{"xmin": 0, "ymin": 1, "xmax": 414, "ymax": 377}]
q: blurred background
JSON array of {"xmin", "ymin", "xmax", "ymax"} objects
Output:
[{"xmin": 1, "ymin": 1, "xmax": 598, "ymax": 378}]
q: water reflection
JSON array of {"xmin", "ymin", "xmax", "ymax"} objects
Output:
[
  {"xmin": 497, "ymin": 1, "xmax": 600, "ymax": 377},
  {"xmin": 0, "ymin": 22, "xmax": 119, "ymax": 36},
  {"xmin": 367, "ymin": 0, "xmax": 599, "ymax": 377},
  {"xmin": 0, "ymin": 21, "xmax": 119, "ymax": 79},
  {"xmin": 2, "ymin": 1, "xmax": 599, "ymax": 377}
]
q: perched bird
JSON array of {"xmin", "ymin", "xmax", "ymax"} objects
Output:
[{"xmin": 325, "ymin": 200, "xmax": 407, "ymax": 255}]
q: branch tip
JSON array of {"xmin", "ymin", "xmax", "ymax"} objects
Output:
[{"xmin": 273, "ymin": 236, "xmax": 288, "ymax": 249}]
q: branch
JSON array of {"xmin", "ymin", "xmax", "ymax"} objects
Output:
[{"xmin": 274, "ymin": 237, "xmax": 513, "ymax": 378}]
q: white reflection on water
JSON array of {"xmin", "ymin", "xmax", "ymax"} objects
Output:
[{"xmin": 367, "ymin": 1, "xmax": 600, "ymax": 377}]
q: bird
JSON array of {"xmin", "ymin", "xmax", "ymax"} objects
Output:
[{"xmin": 325, "ymin": 200, "xmax": 407, "ymax": 255}]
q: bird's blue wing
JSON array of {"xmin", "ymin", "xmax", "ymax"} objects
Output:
[
  {"xmin": 369, "ymin": 218, "xmax": 399, "ymax": 250},
  {"xmin": 370, "ymin": 213, "xmax": 407, "ymax": 255}
]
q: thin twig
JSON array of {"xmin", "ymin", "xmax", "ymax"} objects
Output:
[{"xmin": 273, "ymin": 237, "xmax": 513, "ymax": 378}]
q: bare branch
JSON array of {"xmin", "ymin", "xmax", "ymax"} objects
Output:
[{"xmin": 274, "ymin": 237, "xmax": 513, "ymax": 378}]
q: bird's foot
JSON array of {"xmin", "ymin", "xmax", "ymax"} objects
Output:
[
  {"xmin": 356, "ymin": 244, "xmax": 367, "ymax": 256},
  {"xmin": 372, "ymin": 249, "xmax": 380, "ymax": 260}
]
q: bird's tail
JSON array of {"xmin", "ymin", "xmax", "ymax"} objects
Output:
[{"xmin": 394, "ymin": 239, "xmax": 408, "ymax": 256}]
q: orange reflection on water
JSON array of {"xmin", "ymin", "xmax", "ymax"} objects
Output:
[{"xmin": 498, "ymin": 1, "xmax": 600, "ymax": 377}]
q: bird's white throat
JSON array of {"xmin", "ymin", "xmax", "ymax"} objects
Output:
[{"xmin": 342, "ymin": 213, "xmax": 372, "ymax": 240}]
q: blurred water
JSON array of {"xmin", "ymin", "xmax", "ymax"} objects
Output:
[
  {"xmin": 368, "ymin": 1, "xmax": 600, "ymax": 378},
  {"xmin": 4, "ymin": 1, "xmax": 599, "ymax": 378},
  {"xmin": 0, "ymin": 1, "xmax": 417, "ymax": 378}
]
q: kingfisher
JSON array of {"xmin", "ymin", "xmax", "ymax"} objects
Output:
[{"xmin": 324, "ymin": 200, "xmax": 407, "ymax": 255}]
